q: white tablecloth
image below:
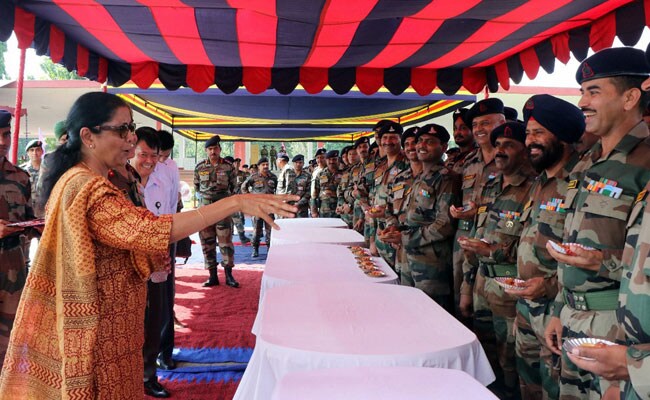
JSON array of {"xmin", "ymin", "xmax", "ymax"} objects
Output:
[
  {"xmin": 271, "ymin": 367, "xmax": 499, "ymax": 400},
  {"xmin": 234, "ymin": 283, "xmax": 495, "ymax": 400},
  {"xmin": 272, "ymin": 227, "xmax": 365, "ymax": 246},
  {"xmin": 260, "ymin": 243, "xmax": 398, "ymax": 306},
  {"xmin": 274, "ymin": 218, "xmax": 348, "ymax": 229}
]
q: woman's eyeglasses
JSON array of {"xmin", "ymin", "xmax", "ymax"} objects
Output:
[{"xmin": 90, "ymin": 122, "xmax": 137, "ymax": 139}]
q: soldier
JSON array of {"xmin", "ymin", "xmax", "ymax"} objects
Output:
[
  {"xmin": 232, "ymin": 158, "xmax": 251, "ymax": 243},
  {"xmin": 344, "ymin": 137, "xmax": 371, "ymax": 233},
  {"xmin": 291, "ymin": 154, "xmax": 311, "ymax": 217},
  {"xmin": 312, "ymin": 147, "xmax": 327, "ymax": 182},
  {"xmin": 311, "ymin": 150, "xmax": 342, "ymax": 218},
  {"xmin": 507, "ymin": 95, "xmax": 586, "ymax": 400},
  {"xmin": 339, "ymin": 146, "xmax": 351, "ymax": 169},
  {"xmin": 380, "ymin": 127, "xmax": 423, "ymax": 277},
  {"xmin": 368, "ymin": 122, "xmax": 409, "ymax": 269},
  {"xmin": 398, "ymin": 124, "xmax": 459, "ymax": 310},
  {"xmin": 269, "ymin": 145, "xmax": 277, "ymax": 170},
  {"xmin": 241, "ymin": 157, "xmax": 277, "ymax": 257},
  {"xmin": 194, "ymin": 135, "xmax": 239, "ymax": 288},
  {"xmin": 276, "ymin": 154, "xmax": 295, "ymax": 195},
  {"xmin": 337, "ymin": 146, "xmax": 359, "ymax": 227},
  {"xmin": 543, "ymin": 47, "xmax": 650, "ymax": 400},
  {"xmin": 454, "ymin": 98, "xmax": 504, "ymax": 322},
  {"xmin": 0, "ymin": 110, "xmax": 33, "ymax": 366},
  {"xmin": 504, "ymin": 106, "xmax": 519, "ymax": 122},
  {"xmin": 20, "ymin": 140, "xmax": 44, "ymax": 269},
  {"xmin": 260, "ymin": 144, "xmax": 269, "ymax": 161},
  {"xmin": 459, "ymin": 122, "xmax": 535, "ymax": 400},
  {"xmin": 445, "ymin": 108, "xmax": 476, "ymax": 175}
]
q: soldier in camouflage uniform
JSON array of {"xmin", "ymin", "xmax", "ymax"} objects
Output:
[
  {"xmin": 344, "ymin": 137, "xmax": 371, "ymax": 233},
  {"xmin": 459, "ymin": 122, "xmax": 535, "ymax": 400},
  {"xmin": 509, "ymin": 95, "xmax": 586, "ymax": 400},
  {"xmin": 275, "ymin": 154, "xmax": 295, "ymax": 196},
  {"xmin": 232, "ymin": 158, "xmax": 251, "ymax": 244},
  {"xmin": 337, "ymin": 146, "xmax": 357, "ymax": 227},
  {"xmin": 19, "ymin": 139, "xmax": 44, "ymax": 269},
  {"xmin": 241, "ymin": 157, "xmax": 277, "ymax": 257},
  {"xmin": 380, "ymin": 127, "xmax": 422, "ymax": 277},
  {"xmin": 311, "ymin": 147, "xmax": 327, "ymax": 188},
  {"xmin": 542, "ymin": 48, "xmax": 650, "ymax": 400},
  {"xmin": 445, "ymin": 108, "xmax": 476, "ymax": 174},
  {"xmin": 400, "ymin": 124, "xmax": 460, "ymax": 311},
  {"xmin": 0, "ymin": 110, "xmax": 34, "ymax": 365},
  {"xmin": 368, "ymin": 123, "xmax": 409, "ymax": 269},
  {"xmin": 290, "ymin": 155, "xmax": 311, "ymax": 217},
  {"xmin": 194, "ymin": 135, "xmax": 240, "ymax": 288},
  {"xmin": 311, "ymin": 150, "xmax": 342, "ymax": 218}
]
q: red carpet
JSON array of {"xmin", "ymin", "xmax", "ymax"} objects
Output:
[
  {"xmin": 174, "ymin": 266, "xmax": 262, "ymax": 349},
  {"xmin": 154, "ymin": 379, "xmax": 238, "ymax": 400}
]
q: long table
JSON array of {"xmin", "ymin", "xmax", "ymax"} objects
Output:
[
  {"xmin": 272, "ymin": 226, "xmax": 365, "ymax": 246},
  {"xmin": 235, "ymin": 283, "xmax": 495, "ymax": 400},
  {"xmin": 271, "ymin": 367, "xmax": 499, "ymax": 400},
  {"xmin": 274, "ymin": 217, "xmax": 348, "ymax": 229}
]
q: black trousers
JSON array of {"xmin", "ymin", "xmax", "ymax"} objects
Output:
[{"xmin": 159, "ymin": 244, "xmax": 176, "ymax": 361}]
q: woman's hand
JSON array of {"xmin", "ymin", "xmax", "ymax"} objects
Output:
[{"xmin": 237, "ymin": 194, "xmax": 299, "ymax": 230}]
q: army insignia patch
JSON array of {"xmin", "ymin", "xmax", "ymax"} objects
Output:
[
  {"xmin": 523, "ymin": 199, "xmax": 533, "ymax": 210},
  {"xmin": 636, "ymin": 189, "xmax": 647, "ymax": 204},
  {"xmin": 567, "ymin": 179, "xmax": 578, "ymax": 189},
  {"xmin": 463, "ymin": 174, "xmax": 476, "ymax": 181},
  {"xmin": 477, "ymin": 205, "xmax": 487, "ymax": 214},
  {"xmin": 506, "ymin": 221, "xmax": 514, "ymax": 228}
]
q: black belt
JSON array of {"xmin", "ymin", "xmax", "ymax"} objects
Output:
[{"xmin": 0, "ymin": 236, "xmax": 21, "ymax": 250}]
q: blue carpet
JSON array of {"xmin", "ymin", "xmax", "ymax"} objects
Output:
[{"xmin": 173, "ymin": 347, "xmax": 253, "ymax": 363}]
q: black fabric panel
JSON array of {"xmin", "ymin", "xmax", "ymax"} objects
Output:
[
  {"xmin": 0, "ymin": 1, "xmax": 14, "ymax": 42},
  {"xmin": 506, "ymin": 56, "xmax": 524, "ymax": 84},
  {"xmin": 190, "ymin": 1, "xmax": 241, "ymax": 67},
  {"xmin": 33, "ymin": 17, "xmax": 50, "ymax": 56},
  {"xmin": 62, "ymin": 37, "xmax": 78, "ymax": 73},
  {"xmin": 271, "ymin": 68, "xmax": 299, "ymax": 95},
  {"xmin": 104, "ymin": 4, "xmax": 180, "ymax": 64},
  {"xmin": 384, "ymin": 68, "xmax": 411, "ymax": 95},
  {"xmin": 485, "ymin": 66, "xmax": 499, "ymax": 93},
  {"xmin": 275, "ymin": 0, "xmax": 326, "ymax": 67},
  {"xmin": 436, "ymin": 68, "xmax": 462, "ymax": 96},
  {"xmin": 535, "ymin": 40, "xmax": 556, "ymax": 74},
  {"xmin": 86, "ymin": 52, "xmax": 100, "ymax": 82},
  {"xmin": 215, "ymin": 67, "xmax": 242, "ymax": 94},
  {"xmin": 159, "ymin": 64, "xmax": 187, "ymax": 91},
  {"xmin": 568, "ymin": 25, "xmax": 590, "ymax": 61},
  {"xmin": 107, "ymin": 61, "xmax": 132, "ymax": 87},
  {"xmin": 329, "ymin": 68, "xmax": 356, "ymax": 95},
  {"xmin": 615, "ymin": 0, "xmax": 645, "ymax": 46}
]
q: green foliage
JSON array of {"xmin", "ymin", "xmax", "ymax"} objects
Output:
[
  {"xmin": 40, "ymin": 57, "xmax": 84, "ymax": 80},
  {"xmin": 0, "ymin": 41, "xmax": 9, "ymax": 80}
]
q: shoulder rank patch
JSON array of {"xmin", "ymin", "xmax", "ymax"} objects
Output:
[
  {"xmin": 463, "ymin": 173, "xmax": 476, "ymax": 181},
  {"xmin": 523, "ymin": 199, "xmax": 533, "ymax": 210},
  {"xmin": 567, "ymin": 179, "xmax": 578, "ymax": 189},
  {"xmin": 477, "ymin": 205, "xmax": 487, "ymax": 214},
  {"xmin": 636, "ymin": 189, "xmax": 647, "ymax": 204}
]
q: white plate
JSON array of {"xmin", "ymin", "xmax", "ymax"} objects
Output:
[
  {"xmin": 562, "ymin": 338, "xmax": 615, "ymax": 360},
  {"xmin": 494, "ymin": 277, "xmax": 526, "ymax": 291}
]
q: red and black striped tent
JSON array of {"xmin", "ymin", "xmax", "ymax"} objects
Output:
[{"xmin": 2, "ymin": 0, "xmax": 648, "ymax": 96}]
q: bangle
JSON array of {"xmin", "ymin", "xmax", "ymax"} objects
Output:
[{"xmin": 195, "ymin": 208, "xmax": 208, "ymax": 226}]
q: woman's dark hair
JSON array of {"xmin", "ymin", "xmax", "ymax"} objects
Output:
[
  {"xmin": 38, "ymin": 92, "xmax": 130, "ymax": 208},
  {"xmin": 135, "ymin": 127, "xmax": 161, "ymax": 151}
]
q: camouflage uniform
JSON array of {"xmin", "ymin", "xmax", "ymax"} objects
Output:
[
  {"xmin": 373, "ymin": 154, "xmax": 409, "ymax": 269},
  {"xmin": 293, "ymin": 170, "xmax": 311, "ymax": 218},
  {"xmin": 464, "ymin": 169, "xmax": 535, "ymax": 399},
  {"xmin": 194, "ymin": 158, "xmax": 237, "ymax": 269},
  {"xmin": 401, "ymin": 163, "xmax": 459, "ymax": 310},
  {"xmin": 385, "ymin": 166, "xmax": 418, "ymax": 276},
  {"xmin": 363, "ymin": 156, "xmax": 387, "ymax": 243},
  {"xmin": 19, "ymin": 162, "xmax": 43, "ymax": 219},
  {"xmin": 241, "ymin": 172, "xmax": 278, "ymax": 245},
  {"xmin": 276, "ymin": 163, "xmax": 296, "ymax": 195},
  {"xmin": 0, "ymin": 157, "xmax": 32, "ymax": 365},
  {"xmin": 554, "ymin": 123, "xmax": 650, "ymax": 400},
  {"xmin": 618, "ymin": 179, "xmax": 650, "ymax": 400},
  {"xmin": 343, "ymin": 160, "xmax": 366, "ymax": 233},
  {"xmin": 516, "ymin": 153, "xmax": 579, "ymax": 400},
  {"xmin": 311, "ymin": 167, "xmax": 342, "ymax": 218},
  {"xmin": 232, "ymin": 169, "xmax": 249, "ymax": 236},
  {"xmin": 454, "ymin": 150, "xmax": 499, "ymax": 313},
  {"xmin": 445, "ymin": 146, "xmax": 477, "ymax": 175},
  {"xmin": 336, "ymin": 165, "xmax": 354, "ymax": 227}
]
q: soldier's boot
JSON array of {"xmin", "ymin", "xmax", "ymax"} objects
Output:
[
  {"xmin": 238, "ymin": 232, "xmax": 251, "ymax": 244},
  {"xmin": 224, "ymin": 267, "xmax": 240, "ymax": 288},
  {"xmin": 252, "ymin": 245, "xmax": 259, "ymax": 258},
  {"xmin": 202, "ymin": 267, "xmax": 219, "ymax": 287}
]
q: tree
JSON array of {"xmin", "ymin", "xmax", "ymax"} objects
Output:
[
  {"xmin": 40, "ymin": 57, "xmax": 84, "ymax": 80},
  {"xmin": 0, "ymin": 41, "xmax": 9, "ymax": 80}
]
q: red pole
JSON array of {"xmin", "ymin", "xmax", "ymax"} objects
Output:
[{"xmin": 11, "ymin": 48, "xmax": 27, "ymax": 164}]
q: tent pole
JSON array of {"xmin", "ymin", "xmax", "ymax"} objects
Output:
[{"xmin": 11, "ymin": 47, "xmax": 27, "ymax": 164}]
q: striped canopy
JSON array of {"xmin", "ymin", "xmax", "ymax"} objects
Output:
[{"xmin": 1, "ymin": 0, "xmax": 647, "ymax": 96}]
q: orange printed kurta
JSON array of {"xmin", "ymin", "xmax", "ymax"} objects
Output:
[{"xmin": 0, "ymin": 166, "xmax": 172, "ymax": 399}]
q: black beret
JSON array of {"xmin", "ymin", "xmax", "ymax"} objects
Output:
[
  {"xmin": 353, "ymin": 136, "xmax": 370, "ymax": 148},
  {"xmin": 373, "ymin": 119, "xmax": 394, "ymax": 132},
  {"xmin": 369, "ymin": 141, "xmax": 379, "ymax": 151},
  {"xmin": 315, "ymin": 147, "xmax": 327, "ymax": 156},
  {"xmin": 401, "ymin": 126, "xmax": 419, "ymax": 147},
  {"xmin": 292, "ymin": 154, "xmax": 304, "ymax": 162},
  {"xmin": 242, "ymin": 164, "xmax": 249, "ymax": 168},
  {"xmin": 340, "ymin": 146, "xmax": 352, "ymax": 156},
  {"xmin": 490, "ymin": 121, "xmax": 526, "ymax": 147},
  {"xmin": 504, "ymin": 107, "xmax": 518, "ymax": 122},
  {"xmin": 258, "ymin": 157, "xmax": 269, "ymax": 164},
  {"xmin": 204, "ymin": 135, "xmax": 221, "ymax": 148},
  {"xmin": 465, "ymin": 98, "xmax": 505, "ymax": 126},
  {"xmin": 25, "ymin": 139, "xmax": 43, "ymax": 151},
  {"xmin": 234, "ymin": 158, "xmax": 241, "ymax": 162},
  {"xmin": 0, "ymin": 110, "xmax": 11, "ymax": 129},
  {"xmin": 452, "ymin": 108, "xmax": 469, "ymax": 126},
  {"xmin": 223, "ymin": 156, "xmax": 234, "ymax": 163},
  {"xmin": 309, "ymin": 159, "xmax": 316, "ymax": 165},
  {"xmin": 416, "ymin": 123, "xmax": 450, "ymax": 144},
  {"xmin": 325, "ymin": 150, "xmax": 339, "ymax": 159},
  {"xmin": 279, "ymin": 154, "xmax": 290, "ymax": 162},
  {"xmin": 576, "ymin": 47, "xmax": 650, "ymax": 84},
  {"xmin": 377, "ymin": 121, "xmax": 403, "ymax": 138},
  {"xmin": 523, "ymin": 94, "xmax": 585, "ymax": 144}
]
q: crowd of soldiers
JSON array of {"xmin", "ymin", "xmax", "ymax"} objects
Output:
[{"xmin": 2, "ymin": 45, "xmax": 650, "ymax": 400}]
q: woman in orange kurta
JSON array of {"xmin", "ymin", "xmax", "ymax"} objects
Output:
[{"xmin": 0, "ymin": 92, "xmax": 297, "ymax": 399}]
